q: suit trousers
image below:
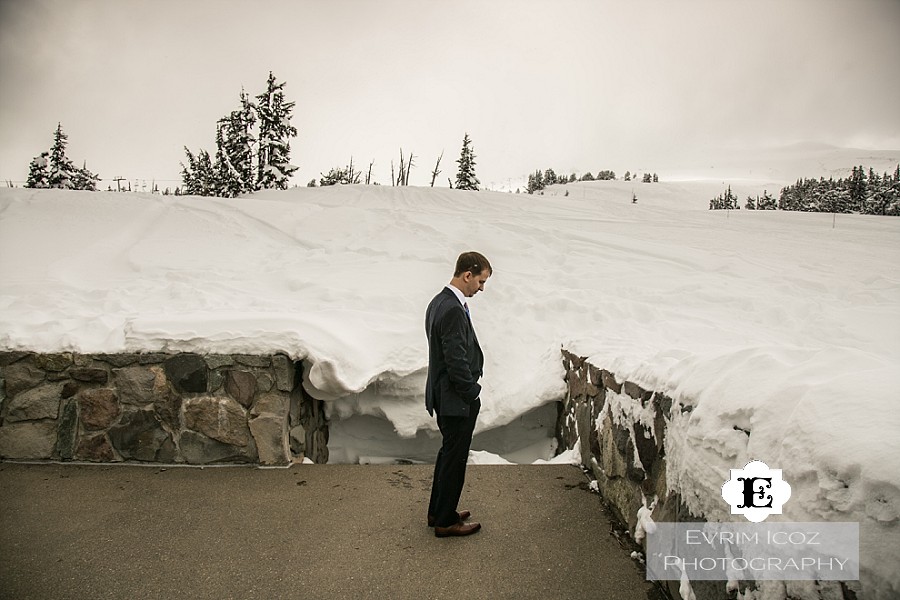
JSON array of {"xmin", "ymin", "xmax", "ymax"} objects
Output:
[{"xmin": 428, "ymin": 402, "xmax": 480, "ymax": 528}]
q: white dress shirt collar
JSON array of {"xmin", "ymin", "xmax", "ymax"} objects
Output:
[{"xmin": 446, "ymin": 284, "xmax": 467, "ymax": 308}]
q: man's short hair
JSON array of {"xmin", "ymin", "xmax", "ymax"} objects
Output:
[{"xmin": 454, "ymin": 251, "xmax": 492, "ymax": 277}]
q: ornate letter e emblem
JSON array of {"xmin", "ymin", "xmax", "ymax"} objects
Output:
[{"xmin": 721, "ymin": 459, "xmax": 791, "ymax": 522}]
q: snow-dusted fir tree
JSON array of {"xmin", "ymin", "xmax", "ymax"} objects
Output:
[
  {"xmin": 213, "ymin": 89, "xmax": 258, "ymax": 197},
  {"xmin": 526, "ymin": 169, "xmax": 544, "ymax": 194},
  {"xmin": 25, "ymin": 152, "xmax": 50, "ymax": 188},
  {"xmin": 454, "ymin": 133, "xmax": 479, "ymax": 191},
  {"xmin": 256, "ymin": 72, "xmax": 298, "ymax": 190},
  {"xmin": 181, "ymin": 148, "xmax": 216, "ymax": 196},
  {"xmin": 71, "ymin": 161, "xmax": 100, "ymax": 191},
  {"xmin": 47, "ymin": 123, "xmax": 77, "ymax": 189},
  {"xmin": 213, "ymin": 122, "xmax": 242, "ymax": 198}
]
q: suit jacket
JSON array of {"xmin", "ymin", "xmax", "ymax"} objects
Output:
[{"xmin": 425, "ymin": 287, "xmax": 484, "ymax": 417}]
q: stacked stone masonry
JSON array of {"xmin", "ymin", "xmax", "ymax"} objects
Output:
[
  {"xmin": 0, "ymin": 351, "xmax": 328, "ymax": 466},
  {"xmin": 559, "ymin": 349, "xmax": 857, "ymax": 600}
]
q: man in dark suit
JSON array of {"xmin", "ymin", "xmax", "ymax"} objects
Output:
[{"xmin": 425, "ymin": 251, "xmax": 492, "ymax": 537}]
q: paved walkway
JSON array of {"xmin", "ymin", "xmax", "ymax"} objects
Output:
[{"xmin": 1, "ymin": 463, "xmax": 659, "ymax": 600}]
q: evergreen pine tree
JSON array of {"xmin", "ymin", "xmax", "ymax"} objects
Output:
[
  {"xmin": 256, "ymin": 72, "xmax": 298, "ymax": 190},
  {"xmin": 181, "ymin": 147, "xmax": 216, "ymax": 196},
  {"xmin": 527, "ymin": 169, "xmax": 545, "ymax": 194},
  {"xmin": 543, "ymin": 168, "xmax": 556, "ymax": 187},
  {"xmin": 25, "ymin": 152, "xmax": 50, "ymax": 188},
  {"xmin": 196, "ymin": 150, "xmax": 215, "ymax": 195},
  {"xmin": 212, "ymin": 89, "xmax": 258, "ymax": 197},
  {"xmin": 454, "ymin": 133, "xmax": 479, "ymax": 191},
  {"xmin": 47, "ymin": 123, "xmax": 77, "ymax": 189},
  {"xmin": 71, "ymin": 160, "xmax": 100, "ymax": 191},
  {"xmin": 758, "ymin": 190, "xmax": 776, "ymax": 210},
  {"xmin": 213, "ymin": 120, "xmax": 243, "ymax": 197},
  {"xmin": 181, "ymin": 147, "xmax": 202, "ymax": 195}
]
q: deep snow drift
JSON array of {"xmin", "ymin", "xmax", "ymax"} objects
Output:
[{"xmin": 1, "ymin": 170, "xmax": 898, "ymax": 597}]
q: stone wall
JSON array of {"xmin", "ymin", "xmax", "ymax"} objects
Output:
[
  {"xmin": 558, "ymin": 349, "xmax": 856, "ymax": 600},
  {"xmin": 0, "ymin": 351, "xmax": 328, "ymax": 466}
]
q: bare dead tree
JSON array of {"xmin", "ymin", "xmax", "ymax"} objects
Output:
[
  {"xmin": 366, "ymin": 160, "xmax": 374, "ymax": 185},
  {"xmin": 448, "ymin": 177, "xmax": 453, "ymax": 189},
  {"xmin": 397, "ymin": 148, "xmax": 406, "ymax": 186},
  {"xmin": 405, "ymin": 151, "xmax": 415, "ymax": 185},
  {"xmin": 348, "ymin": 156, "xmax": 356, "ymax": 183},
  {"xmin": 430, "ymin": 151, "xmax": 443, "ymax": 187},
  {"xmin": 391, "ymin": 161, "xmax": 396, "ymax": 187}
]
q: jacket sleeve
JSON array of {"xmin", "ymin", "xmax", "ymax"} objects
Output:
[{"xmin": 438, "ymin": 307, "xmax": 481, "ymax": 403}]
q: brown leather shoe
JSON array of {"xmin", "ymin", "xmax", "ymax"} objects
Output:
[
  {"xmin": 434, "ymin": 521, "xmax": 481, "ymax": 538},
  {"xmin": 428, "ymin": 510, "xmax": 471, "ymax": 527}
]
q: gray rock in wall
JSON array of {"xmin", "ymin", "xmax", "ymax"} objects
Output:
[
  {"xmin": 225, "ymin": 370, "xmax": 256, "ymax": 407},
  {"xmin": 235, "ymin": 355, "xmax": 270, "ymax": 368},
  {"xmin": 251, "ymin": 391, "xmax": 288, "ymax": 416},
  {"xmin": 138, "ymin": 353, "xmax": 170, "ymax": 365},
  {"xmin": 95, "ymin": 354, "xmax": 140, "ymax": 368},
  {"xmin": 205, "ymin": 355, "xmax": 235, "ymax": 370},
  {"xmin": 75, "ymin": 433, "xmax": 117, "ymax": 462},
  {"xmin": 77, "ymin": 389, "xmax": 120, "ymax": 430},
  {"xmin": 0, "ymin": 421, "xmax": 57, "ymax": 459},
  {"xmin": 163, "ymin": 354, "xmax": 207, "ymax": 393},
  {"xmin": 114, "ymin": 366, "xmax": 158, "ymax": 405},
  {"xmin": 272, "ymin": 354, "xmax": 295, "ymax": 392},
  {"xmin": 3, "ymin": 360, "xmax": 45, "ymax": 398},
  {"xmin": 179, "ymin": 430, "xmax": 256, "ymax": 464},
  {"xmin": 183, "ymin": 396, "xmax": 251, "ymax": 447},
  {"xmin": 575, "ymin": 401, "xmax": 593, "ymax": 459},
  {"xmin": 600, "ymin": 414, "xmax": 628, "ymax": 479},
  {"xmin": 633, "ymin": 421, "xmax": 657, "ymax": 475},
  {"xmin": 5, "ymin": 382, "xmax": 62, "ymax": 422},
  {"xmin": 309, "ymin": 428, "xmax": 329, "ymax": 464},
  {"xmin": 290, "ymin": 424, "xmax": 306, "ymax": 455},
  {"xmin": 208, "ymin": 369, "xmax": 225, "ymax": 392},
  {"xmin": 0, "ymin": 351, "xmax": 31, "ymax": 366},
  {"xmin": 256, "ymin": 372, "xmax": 274, "ymax": 393},
  {"xmin": 55, "ymin": 399, "xmax": 78, "ymax": 460},
  {"xmin": 600, "ymin": 369, "xmax": 622, "ymax": 394},
  {"xmin": 70, "ymin": 368, "xmax": 109, "ymax": 384},
  {"xmin": 61, "ymin": 381, "xmax": 79, "ymax": 399},
  {"xmin": 108, "ymin": 408, "xmax": 171, "ymax": 462},
  {"xmin": 250, "ymin": 392, "xmax": 291, "ymax": 464},
  {"xmin": 250, "ymin": 413, "xmax": 290, "ymax": 465},
  {"xmin": 151, "ymin": 369, "xmax": 181, "ymax": 433},
  {"xmin": 35, "ymin": 353, "xmax": 73, "ymax": 372}
]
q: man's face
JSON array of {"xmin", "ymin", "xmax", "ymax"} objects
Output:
[{"xmin": 462, "ymin": 269, "xmax": 491, "ymax": 298}]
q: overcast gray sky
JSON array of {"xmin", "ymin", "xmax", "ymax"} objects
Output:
[{"xmin": 1, "ymin": 0, "xmax": 899, "ymax": 189}]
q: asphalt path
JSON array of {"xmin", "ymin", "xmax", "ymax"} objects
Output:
[{"xmin": 0, "ymin": 463, "xmax": 658, "ymax": 600}]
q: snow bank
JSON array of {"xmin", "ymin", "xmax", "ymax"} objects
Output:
[
  {"xmin": 2, "ymin": 183, "xmax": 897, "ymax": 419},
  {"xmin": 4, "ymin": 177, "xmax": 897, "ymax": 594},
  {"xmin": 1, "ymin": 180, "xmax": 898, "ymax": 472}
]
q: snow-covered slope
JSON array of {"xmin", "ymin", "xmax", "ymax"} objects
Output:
[{"xmin": 1, "ymin": 175, "xmax": 899, "ymax": 595}]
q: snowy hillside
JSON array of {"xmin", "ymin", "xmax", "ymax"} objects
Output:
[{"xmin": 1, "ymin": 173, "xmax": 899, "ymax": 596}]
